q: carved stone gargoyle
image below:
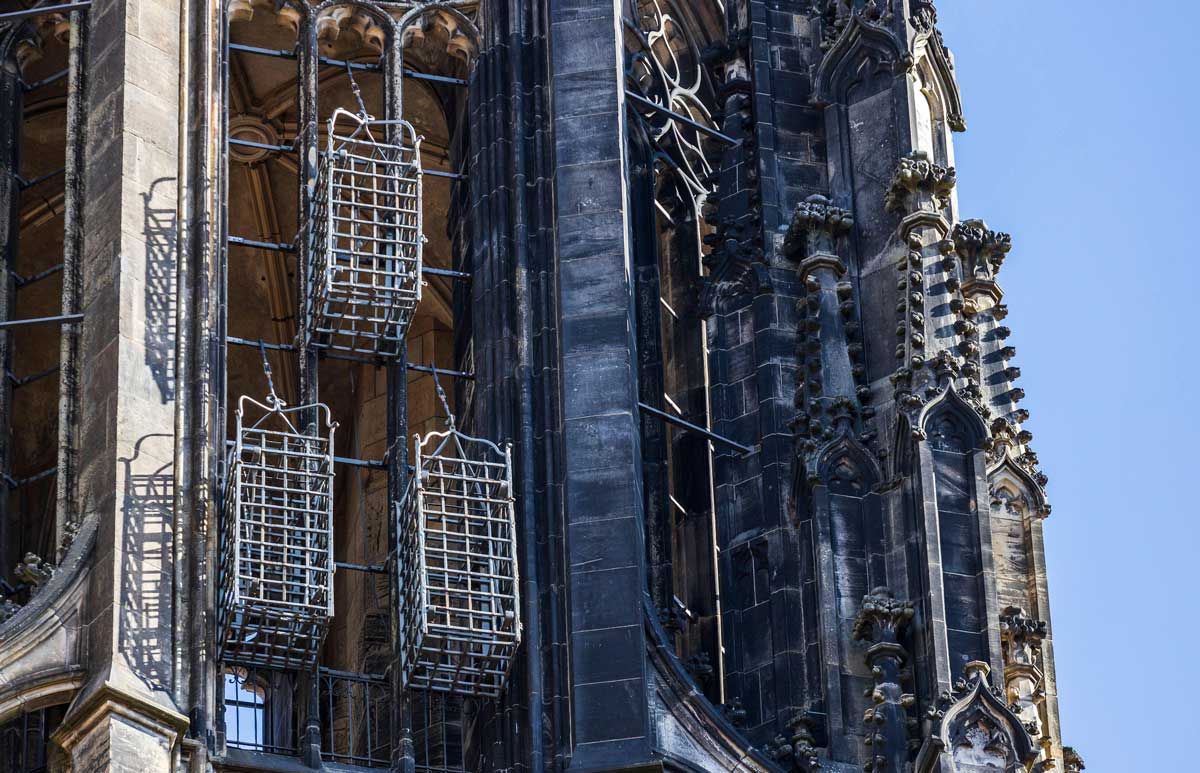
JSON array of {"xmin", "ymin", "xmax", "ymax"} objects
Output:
[{"xmin": 15, "ymin": 552, "xmax": 54, "ymax": 589}]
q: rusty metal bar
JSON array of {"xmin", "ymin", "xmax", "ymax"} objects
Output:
[
  {"xmin": 225, "ymin": 337, "xmax": 474, "ymax": 379},
  {"xmin": 8, "ymin": 364, "xmax": 59, "ymax": 388},
  {"xmin": 0, "ymin": 313, "xmax": 82, "ymax": 330},
  {"xmin": 21, "ymin": 68, "xmax": 69, "ymax": 93},
  {"xmin": 5, "ymin": 465, "xmax": 56, "ymax": 489},
  {"xmin": 637, "ymin": 401, "xmax": 753, "ymax": 455},
  {"xmin": 228, "ymin": 235, "xmax": 293, "ymax": 252},
  {"xmin": 0, "ymin": 2, "xmax": 92, "ymax": 23},
  {"xmin": 625, "ymin": 90, "xmax": 739, "ymax": 146},
  {"xmin": 16, "ymin": 166, "xmax": 65, "ymax": 190},
  {"xmin": 335, "ymin": 561, "xmax": 387, "ymax": 574},
  {"xmin": 11, "ymin": 263, "xmax": 64, "ymax": 288},
  {"xmin": 228, "ymin": 136, "xmax": 294, "ymax": 154},
  {"xmin": 226, "ymin": 43, "xmax": 466, "ymax": 85},
  {"xmin": 421, "ymin": 266, "xmax": 469, "ymax": 280}
]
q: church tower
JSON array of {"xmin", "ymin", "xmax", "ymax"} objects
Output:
[{"xmin": 0, "ymin": 0, "xmax": 1080, "ymax": 771}]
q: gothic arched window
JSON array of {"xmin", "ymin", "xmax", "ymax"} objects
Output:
[
  {"xmin": 0, "ymin": 2, "xmax": 87, "ymax": 614},
  {"xmin": 625, "ymin": 0, "xmax": 728, "ymax": 704}
]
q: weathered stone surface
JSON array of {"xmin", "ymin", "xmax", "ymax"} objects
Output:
[{"xmin": 0, "ymin": 2, "xmax": 1074, "ymax": 772}]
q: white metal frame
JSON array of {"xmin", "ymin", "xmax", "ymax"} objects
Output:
[
  {"xmin": 397, "ymin": 428, "xmax": 521, "ymax": 697},
  {"xmin": 309, "ymin": 108, "xmax": 424, "ymax": 357},
  {"xmin": 219, "ymin": 394, "xmax": 337, "ymax": 670}
]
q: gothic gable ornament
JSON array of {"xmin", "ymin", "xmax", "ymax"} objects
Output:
[
  {"xmin": 813, "ymin": 3, "xmax": 909, "ymax": 107},
  {"xmin": 916, "ymin": 662, "xmax": 1040, "ymax": 773}
]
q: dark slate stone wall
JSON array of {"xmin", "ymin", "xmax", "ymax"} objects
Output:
[
  {"xmin": 459, "ymin": 2, "xmax": 567, "ymax": 771},
  {"xmin": 548, "ymin": 0, "xmax": 655, "ymax": 769},
  {"xmin": 705, "ymin": 0, "xmax": 830, "ymax": 750}
]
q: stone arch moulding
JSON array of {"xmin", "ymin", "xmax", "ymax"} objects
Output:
[
  {"xmin": 814, "ymin": 433, "xmax": 882, "ymax": 493},
  {"xmin": 225, "ymin": 0, "xmax": 481, "ymax": 63},
  {"xmin": 641, "ymin": 598, "xmax": 780, "ymax": 773},
  {"xmin": 0, "ymin": 0, "xmax": 72, "ymax": 71},
  {"xmin": 915, "ymin": 662, "xmax": 1039, "ymax": 773},
  {"xmin": 812, "ymin": 12, "xmax": 908, "ymax": 107},
  {"xmin": 0, "ymin": 515, "xmax": 96, "ymax": 726},
  {"xmin": 910, "ymin": 26, "xmax": 964, "ymax": 133},
  {"xmin": 919, "ymin": 385, "xmax": 989, "ymax": 453},
  {"xmin": 987, "ymin": 455, "xmax": 1048, "ymax": 519}
]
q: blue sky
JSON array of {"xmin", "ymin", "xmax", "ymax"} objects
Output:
[{"xmin": 937, "ymin": 2, "xmax": 1197, "ymax": 769}]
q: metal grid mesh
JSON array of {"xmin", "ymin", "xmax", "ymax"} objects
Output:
[
  {"xmin": 219, "ymin": 395, "xmax": 337, "ymax": 670},
  {"xmin": 398, "ymin": 430, "xmax": 521, "ymax": 697},
  {"xmin": 309, "ymin": 109, "xmax": 423, "ymax": 357}
]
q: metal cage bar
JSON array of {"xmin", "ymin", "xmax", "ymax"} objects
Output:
[
  {"xmin": 308, "ymin": 108, "xmax": 424, "ymax": 358},
  {"xmin": 218, "ymin": 395, "xmax": 337, "ymax": 670},
  {"xmin": 397, "ymin": 429, "xmax": 520, "ymax": 698}
]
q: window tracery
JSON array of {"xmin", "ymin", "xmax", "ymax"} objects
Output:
[{"xmin": 624, "ymin": 0, "xmax": 728, "ymax": 706}]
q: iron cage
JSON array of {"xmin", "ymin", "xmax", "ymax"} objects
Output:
[
  {"xmin": 219, "ymin": 395, "xmax": 337, "ymax": 670},
  {"xmin": 397, "ymin": 428, "xmax": 521, "ymax": 697},
  {"xmin": 309, "ymin": 108, "xmax": 424, "ymax": 358}
]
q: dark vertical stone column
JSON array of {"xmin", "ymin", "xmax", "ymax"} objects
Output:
[
  {"xmin": 0, "ymin": 51, "xmax": 22, "ymax": 578},
  {"xmin": 704, "ymin": 1, "xmax": 835, "ymax": 751},
  {"xmin": 549, "ymin": 0, "xmax": 654, "ymax": 768},
  {"xmin": 55, "ymin": 9, "xmax": 88, "ymax": 552},
  {"xmin": 852, "ymin": 589, "xmax": 915, "ymax": 773}
]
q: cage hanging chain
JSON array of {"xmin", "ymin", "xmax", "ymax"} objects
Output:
[
  {"xmin": 258, "ymin": 339, "xmax": 283, "ymax": 410},
  {"xmin": 431, "ymin": 365, "xmax": 457, "ymax": 433},
  {"xmin": 344, "ymin": 59, "xmax": 372, "ymax": 123}
]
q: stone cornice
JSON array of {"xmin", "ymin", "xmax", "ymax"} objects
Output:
[{"xmin": 52, "ymin": 677, "xmax": 190, "ymax": 755}]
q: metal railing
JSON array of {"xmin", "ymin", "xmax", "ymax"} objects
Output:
[
  {"xmin": 413, "ymin": 691, "xmax": 465, "ymax": 773},
  {"xmin": 0, "ymin": 705, "xmax": 63, "ymax": 773},
  {"xmin": 318, "ymin": 668, "xmax": 392, "ymax": 767}
]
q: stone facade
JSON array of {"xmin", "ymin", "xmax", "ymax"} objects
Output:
[{"xmin": 0, "ymin": 1, "xmax": 1076, "ymax": 772}]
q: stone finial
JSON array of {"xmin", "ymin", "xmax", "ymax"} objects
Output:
[
  {"xmin": 910, "ymin": 0, "xmax": 938, "ymax": 33},
  {"xmin": 1063, "ymin": 747, "xmax": 1086, "ymax": 772},
  {"xmin": 952, "ymin": 219, "xmax": 1011, "ymax": 302},
  {"xmin": 999, "ymin": 607, "xmax": 1048, "ymax": 739},
  {"xmin": 784, "ymin": 194, "xmax": 853, "ymax": 259},
  {"xmin": 767, "ymin": 712, "xmax": 822, "ymax": 772},
  {"xmin": 999, "ymin": 607, "xmax": 1046, "ymax": 668},
  {"xmin": 885, "ymin": 151, "xmax": 956, "ymax": 215},
  {"xmin": 929, "ymin": 350, "xmax": 961, "ymax": 387},
  {"xmin": 853, "ymin": 587, "xmax": 915, "ymax": 645},
  {"xmin": 854, "ymin": 589, "xmax": 916, "ymax": 773}
]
